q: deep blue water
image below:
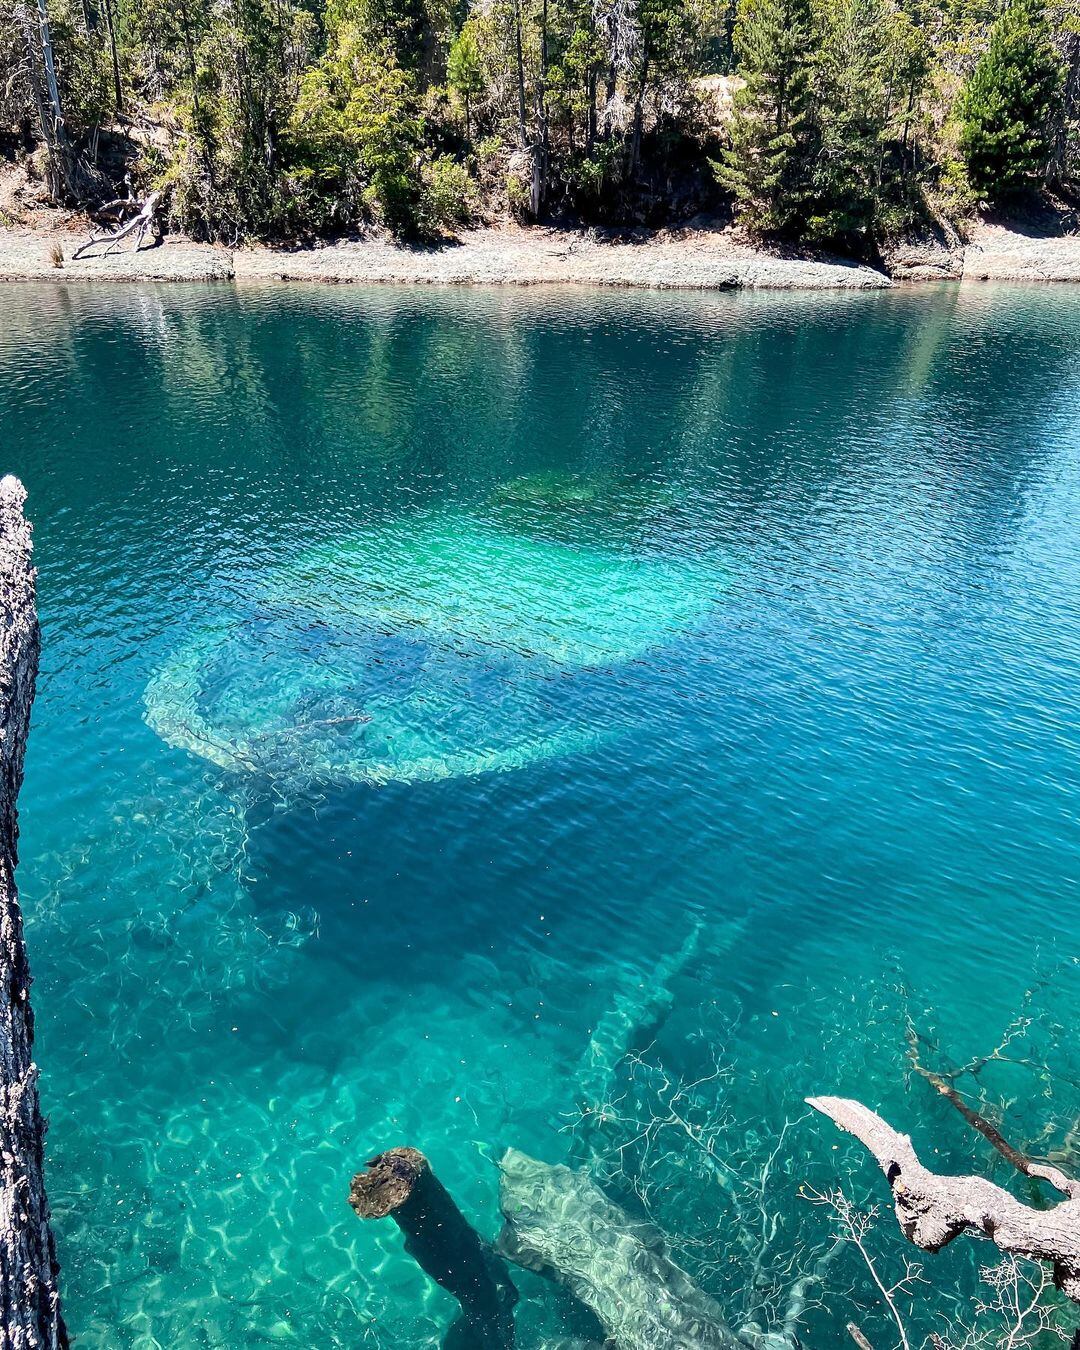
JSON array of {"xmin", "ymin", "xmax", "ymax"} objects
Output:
[{"xmin": 1, "ymin": 281, "xmax": 1079, "ymax": 1347}]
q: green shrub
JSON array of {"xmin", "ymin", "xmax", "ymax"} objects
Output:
[
  {"xmin": 287, "ymin": 31, "xmax": 425, "ymax": 234},
  {"xmin": 422, "ymin": 155, "xmax": 479, "ymax": 229}
]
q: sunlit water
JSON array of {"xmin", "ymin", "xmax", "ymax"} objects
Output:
[{"xmin": 2, "ymin": 281, "xmax": 1079, "ymax": 1348}]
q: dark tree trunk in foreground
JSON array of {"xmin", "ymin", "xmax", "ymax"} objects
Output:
[
  {"xmin": 349, "ymin": 1147, "xmax": 516, "ymax": 1350},
  {"xmin": 0, "ymin": 476, "xmax": 67, "ymax": 1350}
]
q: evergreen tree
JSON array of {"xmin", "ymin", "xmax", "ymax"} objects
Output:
[
  {"xmin": 448, "ymin": 21, "xmax": 484, "ymax": 142},
  {"xmin": 719, "ymin": 0, "xmax": 816, "ymax": 234},
  {"xmin": 289, "ymin": 29, "xmax": 425, "ymax": 232},
  {"xmin": 806, "ymin": 0, "xmax": 890, "ymax": 243},
  {"xmin": 957, "ymin": 0, "xmax": 1063, "ymax": 200}
]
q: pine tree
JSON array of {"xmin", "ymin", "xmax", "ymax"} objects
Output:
[
  {"xmin": 957, "ymin": 0, "xmax": 1063, "ymax": 200},
  {"xmin": 448, "ymin": 22, "xmax": 485, "ymax": 143},
  {"xmin": 719, "ymin": 0, "xmax": 817, "ymax": 234},
  {"xmin": 806, "ymin": 0, "xmax": 890, "ymax": 243}
]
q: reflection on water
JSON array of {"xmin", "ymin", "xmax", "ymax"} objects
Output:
[{"xmin": 1, "ymin": 282, "xmax": 1079, "ymax": 1347}]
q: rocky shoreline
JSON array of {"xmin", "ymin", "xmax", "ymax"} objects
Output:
[{"xmin": 0, "ymin": 218, "xmax": 1078, "ymax": 288}]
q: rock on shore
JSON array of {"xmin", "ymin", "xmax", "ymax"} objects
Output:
[
  {"xmin": 0, "ymin": 228, "xmax": 233, "ymax": 281},
  {"xmin": 231, "ymin": 226, "xmax": 889, "ymax": 289},
  {"xmin": 962, "ymin": 218, "xmax": 1080, "ymax": 282}
]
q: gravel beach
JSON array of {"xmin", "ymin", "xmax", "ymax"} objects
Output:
[{"xmin": 1, "ymin": 218, "xmax": 1078, "ymax": 287}]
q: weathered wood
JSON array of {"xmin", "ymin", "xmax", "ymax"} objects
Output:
[
  {"xmin": 496, "ymin": 1148, "xmax": 756, "ymax": 1350},
  {"xmin": 349, "ymin": 1147, "xmax": 516, "ymax": 1349},
  {"xmin": 72, "ymin": 193, "xmax": 161, "ymax": 259},
  {"xmin": 0, "ymin": 476, "xmax": 67, "ymax": 1350},
  {"xmin": 808, "ymin": 1095, "xmax": 1080, "ymax": 1302}
]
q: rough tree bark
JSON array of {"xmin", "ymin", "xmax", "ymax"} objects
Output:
[
  {"xmin": 0, "ymin": 476, "xmax": 67, "ymax": 1350},
  {"xmin": 16, "ymin": 0, "xmax": 89, "ymax": 203},
  {"xmin": 808, "ymin": 1096, "xmax": 1080, "ymax": 1302},
  {"xmin": 349, "ymin": 1147, "xmax": 517, "ymax": 1350}
]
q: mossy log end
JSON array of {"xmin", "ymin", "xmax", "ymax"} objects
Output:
[
  {"xmin": 0, "ymin": 476, "xmax": 67, "ymax": 1349},
  {"xmin": 349, "ymin": 1147, "xmax": 516, "ymax": 1350}
]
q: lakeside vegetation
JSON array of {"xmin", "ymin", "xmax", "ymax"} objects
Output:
[{"xmin": 2, "ymin": 0, "xmax": 1078, "ymax": 252}]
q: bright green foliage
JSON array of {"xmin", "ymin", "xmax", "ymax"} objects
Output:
[
  {"xmin": 326, "ymin": 0, "xmax": 434, "ymax": 69},
  {"xmin": 422, "ymin": 154, "xmax": 480, "ymax": 225},
  {"xmin": 448, "ymin": 21, "xmax": 484, "ymax": 140},
  {"xmin": 7, "ymin": 0, "xmax": 1080, "ymax": 246},
  {"xmin": 290, "ymin": 30, "xmax": 425, "ymax": 231},
  {"xmin": 957, "ymin": 0, "xmax": 1063, "ymax": 200},
  {"xmin": 719, "ymin": 0, "xmax": 816, "ymax": 234},
  {"xmin": 806, "ymin": 0, "xmax": 890, "ymax": 242}
]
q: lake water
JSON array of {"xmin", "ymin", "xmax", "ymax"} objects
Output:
[{"xmin": 2, "ymin": 281, "xmax": 1079, "ymax": 1348}]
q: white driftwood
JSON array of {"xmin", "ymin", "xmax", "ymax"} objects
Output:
[
  {"xmin": 73, "ymin": 192, "xmax": 161, "ymax": 258},
  {"xmin": 807, "ymin": 1096, "xmax": 1080, "ymax": 1302},
  {"xmin": 0, "ymin": 476, "xmax": 67, "ymax": 1349}
]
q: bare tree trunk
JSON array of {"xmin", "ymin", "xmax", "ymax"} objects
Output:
[
  {"xmin": 18, "ymin": 8, "xmax": 61, "ymax": 200},
  {"xmin": 513, "ymin": 0, "xmax": 528, "ymax": 150},
  {"xmin": 33, "ymin": 0, "xmax": 62, "ymax": 137},
  {"xmin": 17, "ymin": 0, "xmax": 89, "ymax": 203},
  {"xmin": 0, "ymin": 476, "xmax": 68, "ymax": 1350},
  {"xmin": 101, "ymin": 0, "xmax": 122, "ymax": 115},
  {"xmin": 535, "ymin": 0, "xmax": 549, "ymax": 214},
  {"xmin": 630, "ymin": 47, "xmax": 649, "ymax": 173},
  {"xmin": 809, "ymin": 1096, "xmax": 1080, "ymax": 1303},
  {"xmin": 496, "ymin": 1148, "xmax": 760, "ymax": 1350},
  {"xmin": 1051, "ymin": 32, "xmax": 1080, "ymax": 190}
]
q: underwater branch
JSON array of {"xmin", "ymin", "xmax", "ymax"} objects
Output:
[
  {"xmin": 808, "ymin": 1096, "xmax": 1080, "ymax": 1304},
  {"xmin": 0, "ymin": 476, "xmax": 67, "ymax": 1348}
]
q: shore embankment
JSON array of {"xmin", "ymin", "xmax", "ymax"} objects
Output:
[{"xmin": 1, "ymin": 218, "xmax": 1078, "ymax": 288}]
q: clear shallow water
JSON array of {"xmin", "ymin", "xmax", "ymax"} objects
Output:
[{"xmin": 2, "ymin": 281, "xmax": 1080, "ymax": 1347}]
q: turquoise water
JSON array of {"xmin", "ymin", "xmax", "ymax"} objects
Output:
[{"xmin": 2, "ymin": 281, "xmax": 1080, "ymax": 1347}]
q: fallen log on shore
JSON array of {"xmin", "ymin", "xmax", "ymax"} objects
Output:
[
  {"xmin": 71, "ymin": 192, "xmax": 161, "ymax": 259},
  {"xmin": 0, "ymin": 476, "xmax": 67, "ymax": 1349}
]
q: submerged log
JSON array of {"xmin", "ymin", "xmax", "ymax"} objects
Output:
[
  {"xmin": 575, "ymin": 921, "xmax": 701, "ymax": 1134},
  {"xmin": 496, "ymin": 1148, "xmax": 759, "ymax": 1350},
  {"xmin": 808, "ymin": 1096, "xmax": 1080, "ymax": 1302},
  {"xmin": 0, "ymin": 477, "xmax": 67, "ymax": 1348},
  {"xmin": 349, "ymin": 1147, "xmax": 517, "ymax": 1349}
]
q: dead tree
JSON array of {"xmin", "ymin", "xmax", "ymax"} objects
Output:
[
  {"xmin": 349, "ymin": 1147, "xmax": 517, "ymax": 1350},
  {"xmin": 496, "ymin": 1148, "xmax": 796, "ymax": 1350},
  {"xmin": 14, "ymin": 0, "xmax": 90, "ymax": 202},
  {"xmin": 0, "ymin": 476, "xmax": 67, "ymax": 1349},
  {"xmin": 808, "ymin": 1096, "xmax": 1080, "ymax": 1304},
  {"xmin": 72, "ymin": 192, "xmax": 162, "ymax": 259}
]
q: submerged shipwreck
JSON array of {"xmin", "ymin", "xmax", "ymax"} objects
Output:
[{"xmin": 144, "ymin": 511, "xmax": 720, "ymax": 788}]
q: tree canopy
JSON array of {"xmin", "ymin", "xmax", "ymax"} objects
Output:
[{"xmin": 3, "ymin": 0, "xmax": 1079, "ymax": 243}]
